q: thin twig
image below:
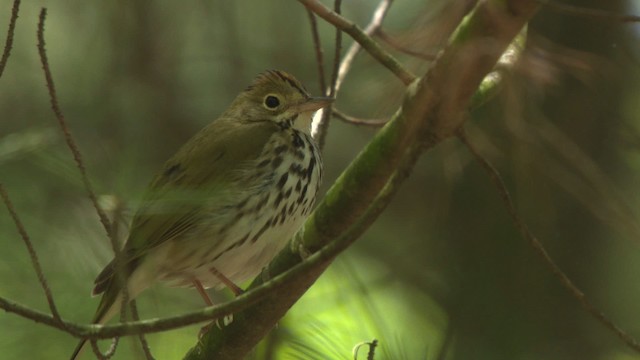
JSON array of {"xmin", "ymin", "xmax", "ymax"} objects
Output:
[
  {"xmin": 334, "ymin": 0, "xmax": 395, "ymax": 92},
  {"xmin": 306, "ymin": 9, "xmax": 327, "ymax": 94},
  {"xmin": 375, "ymin": 29, "xmax": 437, "ymax": 61},
  {"xmin": 538, "ymin": 0, "xmax": 640, "ymax": 23},
  {"xmin": 328, "ymin": 0, "xmax": 342, "ymax": 94},
  {"xmin": 130, "ymin": 300, "xmax": 155, "ymax": 360},
  {"xmin": 299, "ymin": 0, "xmax": 415, "ymax": 86},
  {"xmin": 38, "ymin": 14, "xmax": 133, "ymax": 358},
  {"xmin": 0, "ymin": 0, "xmax": 20, "ymax": 79},
  {"xmin": 314, "ymin": 0, "xmax": 343, "ymax": 150},
  {"xmin": 36, "ymin": 8, "xmax": 114, "ymax": 242},
  {"xmin": 367, "ymin": 339, "xmax": 378, "ymax": 360},
  {"xmin": 333, "ymin": 108, "xmax": 387, "ymax": 127},
  {"xmin": 457, "ymin": 129, "xmax": 640, "ymax": 353},
  {"xmin": 89, "ymin": 338, "xmax": 112, "ymax": 360},
  {"xmin": 0, "ymin": 184, "xmax": 62, "ymax": 321},
  {"xmin": 352, "ymin": 339, "xmax": 378, "ymax": 360}
]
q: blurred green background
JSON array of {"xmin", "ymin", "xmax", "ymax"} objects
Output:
[{"xmin": 1, "ymin": 0, "xmax": 640, "ymax": 359}]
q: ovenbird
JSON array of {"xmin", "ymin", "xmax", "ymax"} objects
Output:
[{"xmin": 71, "ymin": 70, "xmax": 332, "ymax": 358}]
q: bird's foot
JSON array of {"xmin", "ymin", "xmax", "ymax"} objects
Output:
[{"xmin": 198, "ymin": 314, "xmax": 234, "ymax": 339}]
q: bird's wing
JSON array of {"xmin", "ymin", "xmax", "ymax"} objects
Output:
[{"xmin": 93, "ymin": 119, "xmax": 278, "ymax": 294}]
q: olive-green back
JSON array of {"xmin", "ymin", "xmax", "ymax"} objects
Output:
[{"xmin": 91, "ymin": 117, "xmax": 278, "ymax": 316}]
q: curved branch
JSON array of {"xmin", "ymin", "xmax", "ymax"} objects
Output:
[{"xmin": 333, "ymin": 108, "xmax": 387, "ymax": 127}]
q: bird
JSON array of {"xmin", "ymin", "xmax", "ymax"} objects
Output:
[{"xmin": 70, "ymin": 70, "xmax": 332, "ymax": 359}]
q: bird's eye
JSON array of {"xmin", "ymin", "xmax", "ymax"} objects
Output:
[{"xmin": 264, "ymin": 95, "xmax": 281, "ymax": 109}]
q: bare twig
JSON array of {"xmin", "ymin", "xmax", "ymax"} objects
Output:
[
  {"xmin": 130, "ymin": 300, "xmax": 155, "ymax": 360},
  {"xmin": 328, "ymin": 0, "xmax": 342, "ymax": 95},
  {"xmin": 352, "ymin": 339, "xmax": 378, "ymax": 360},
  {"xmin": 375, "ymin": 29, "xmax": 437, "ymax": 61},
  {"xmin": 367, "ymin": 339, "xmax": 378, "ymax": 360},
  {"xmin": 334, "ymin": 0, "xmax": 395, "ymax": 92},
  {"xmin": 306, "ymin": 10, "xmax": 327, "ymax": 94},
  {"xmin": 314, "ymin": 0, "xmax": 343, "ymax": 150},
  {"xmin": 328, "ymin": 0, "xmax": 342, "ymax": 97},
  {"xmin": 333, "ymin": 108, "xmax": 387, "ymax": 127},
  {"xmin": 538, "ymin": 0, "xmax": 640, "ymax": 23},
  {"xmin": 299, "ymin": 0, "xmax": 415, "ymax": 85},
  {"xmin": 38, "ymin": 14, "xmax": 133, "ymax": 358},
  {"xmin": 36, "ymin": 8, "xmax": 114, "ymax": 242},
  {"xmin": 457, "ymin": 129, "xmax": 640, "ymax": 353},
  {"xmin": 0, "ymin": 0, "xmax": 20, "ymax": 79},
  {"xmin": 89, "ymin": 338, "xmax": 113, "ymax": 360},
  {"xmin": 0, "ymin": 184, "xmax": 62, "ymax": 321}
]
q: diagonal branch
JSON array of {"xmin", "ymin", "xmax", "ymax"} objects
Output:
[
  {"xmin": 314, "ymin": 0, "xmax": 343, "ymax": 151},
  {"xmin": 457, "ymin": 129, "xmax": 640, "ymax": 352},
  {"xmin": 36, "ymin": 9, "xmax": 114, "ymax": 243},
  {"xmin": 306, "ymin": 9, "xmax": 327, "ymax": 94},
  {"xmin": 310, "ymin": 0, "xmax": 394, "ymax": 150},
  {"xmin": 0, "ymin": 184, "xmax": 62, "ymax": 321},
  {"xmin": 0, "ymin": 0, "xmax": 20, "ymax": 79}
]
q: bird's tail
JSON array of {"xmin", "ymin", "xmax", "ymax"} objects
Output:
[{"xmin": 70, "ymin": 274, "xmax": 125, "ymax": 359}]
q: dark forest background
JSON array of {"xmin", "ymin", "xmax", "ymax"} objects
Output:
[{"xmin": 1, "ymin": 0, "xmax": 640, "ymax": 359}]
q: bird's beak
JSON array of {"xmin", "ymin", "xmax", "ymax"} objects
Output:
[{"xmin": 297, "ymin": 96, "xmax": 334, "ymax": 112}]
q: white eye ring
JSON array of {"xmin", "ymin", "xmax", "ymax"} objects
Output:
[{"xmin": 263, "ymin": 94, "xmax": 281, "ymax": 110}]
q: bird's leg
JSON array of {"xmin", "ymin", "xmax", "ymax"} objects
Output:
[
  {"xmin": 198, "ymin": 267, "xmax": 242, "ymax": 337},
  {"xmin": 209, "ymin": 266, "xmax": 244, "ymax": 296},
  {"xmin": 193, "ymin": 279, "xmax": 222, "ymax": 339},
  {"xmin": 193, "ymin": 279, "xmax": 213, "ymax": 306}
]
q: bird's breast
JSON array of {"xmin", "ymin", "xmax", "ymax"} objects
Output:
[{"xmin": 160, "ymin": 128, "xmax": 323, "ymax": 288}]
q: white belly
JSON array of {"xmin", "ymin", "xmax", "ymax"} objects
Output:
[{"xmin": 156, "ymin": 130, "xmax": 322, "ymax": 290}]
